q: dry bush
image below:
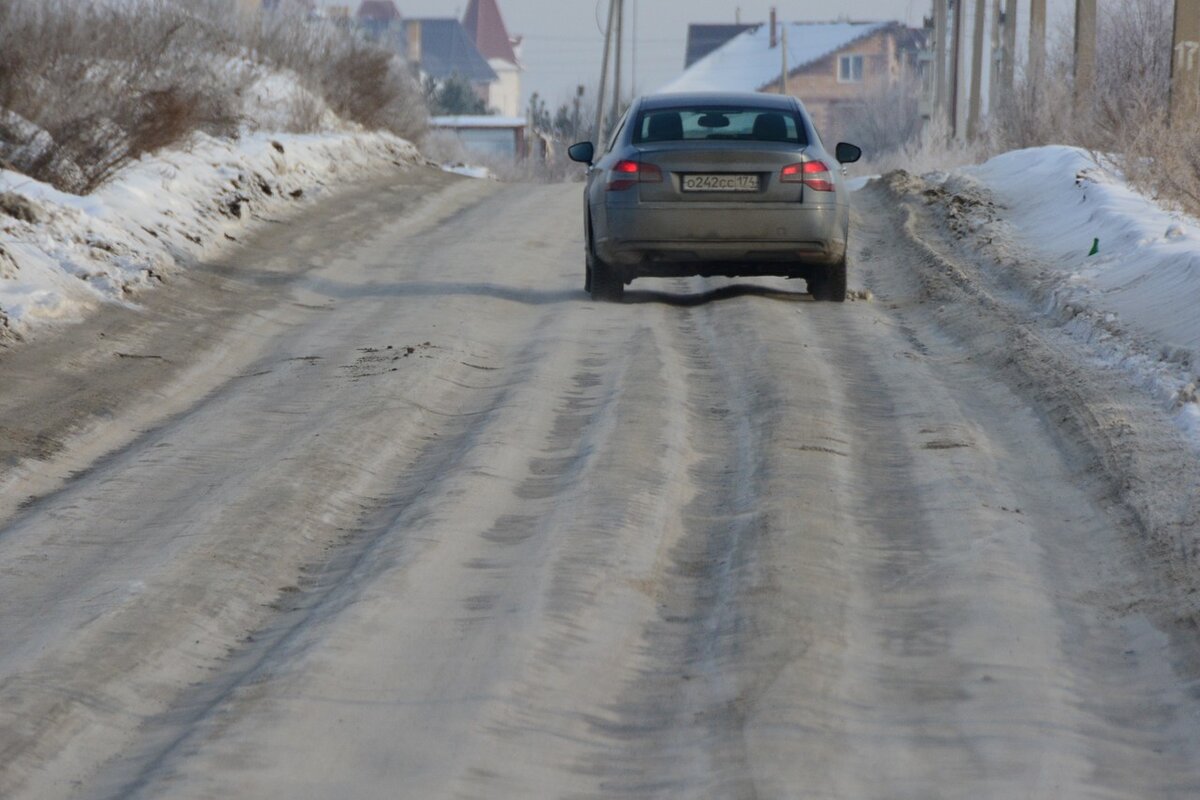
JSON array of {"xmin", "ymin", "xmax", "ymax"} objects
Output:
[
  {"xmin": 856, "ymin": 117, "xmax": 990, "ymax": 177},
  {"xmin": 320, "ymin": 43, "xmax": 426, "ymax": 138},
  {"xmin": 853, "ymin": 0, "xmax": 1197, "ymax": 218},
  {"xmin": 986, "ymin": 0, "xmax": 1199, "ymax": 216},
  {"xmin": 989, "ymin": 59, "xmax": 1078, "ymax": 151},
  {"xmin": 1086, "ymin": 0, "xmax": 1200, "ymax": 217},
  {"xmin": 1089, "ymin": 0, "xmax": 1174, "ymax": 149},
  {"xmin": 0, "ymin": 0, "xmax": 244, "ymax": 192},
  {"xmin": 835, "ymin": 75, "xmax": 925, "ymax": 158},
  {"xmin": 1115, "ymin": 116, "xmax": 1200, "ymax": 218},
  {"xmin": 244, "ymin": 5, "xmax": 426, "ymax": 141},
  {"xmin": 280, "ymin": 86, "xmax": 331, "ymax": 134},
  {"xmin": 0, "ymin": 0, "xmax": 427, "ymax": 193}
]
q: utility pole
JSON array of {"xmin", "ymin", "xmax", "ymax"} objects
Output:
[
  {"xmin": 631, "ymin": 0, "xmax": 638, "ymax": 96},
  {"xmin": 989, "ymin": 0, "xmax": 1003, "ymax": 111},
  {"xmin": 1074, "ymin": 0, "xmax": 1097, "ymax": 112},
  {"xmin": 572, "ymin": 85, "xmax": 584, "ymax": 141},
  {"xmin": 1001, "ymin": 0, "xmax": 1017, "ymax": 98},
  {"xmin": 781, "ymin": 23, "xmax": 789, "ymax": 95},
  {"xmin": 1170, "ymin": 0, "xmax": 1200, "ymax": 125},
  {"xmin": 612, "ymin": 0, "xmax": 624, "ymax": 132},
  {"xmin": 968, "ymin": 0, "xmax": 986, "ymax": 139},
  {"xmin": 934, "ymin": 0, "xmax": 948, "ymax": 126},
  {"xmin": 593, "ymin": 0, "xmax": 616, "ymax": 144},
  {"xmin": 950, "ymin": 0, "xmax": 964, "ymax": 137},
  {"xmin": 1029, "ymin": 0, "xmax": 1047, "ymax": 84}
]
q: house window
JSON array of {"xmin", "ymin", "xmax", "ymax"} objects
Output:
[{"xmin": 838, "ymin": 54, "xmax": 864, "ymax": 83}]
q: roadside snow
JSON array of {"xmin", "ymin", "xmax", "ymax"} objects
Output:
[
  {"xmin": 440, "ymin": 163, "xmax": 494, "ymax": 180},
  {"xmin": 950, "ymin": 145, "xmax": 1200, "ymax": 441},
  {"xmin": 0, "ymin": 131, "xmax": 419, "ymax": 340},
  {"xmin": 241, "ymin": 71, "xmax": 342, "ymax": 134}
]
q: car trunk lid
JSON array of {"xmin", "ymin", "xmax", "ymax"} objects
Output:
[{"xmin": 634, "ymin": 142, "xmax": 810, "ymax": 204}]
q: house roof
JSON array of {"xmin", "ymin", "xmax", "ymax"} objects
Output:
[
  {"xmin": 357, "ymin": 0, "xmax": 399, "ymax": 23},
  {"xmin": 684, "ymin": 24, "xmax": 757, "ymax": 68},
  {"xmin": 462, "ymin": 0, "xmax": 518, "ymax": 65},
  {"xmin": 659, "ymin": 21, "xmax": 894, "ymax": 94},
  {"xmin": 407, "ymin": 19, "xmax": 497, "ymax": 83}
]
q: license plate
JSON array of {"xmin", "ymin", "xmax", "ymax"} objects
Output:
[{"xmin": 681, "ymin": 174, "xmax": 760, "ymax": 192}]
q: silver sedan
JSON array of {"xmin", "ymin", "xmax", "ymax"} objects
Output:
[{"xmin": 568, "ymin": 91, "xmax": 861, "ymax": 302}]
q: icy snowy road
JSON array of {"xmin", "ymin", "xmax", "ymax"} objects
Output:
[{"xmin": 1, "ymin": 167, "xmax": 1199, "ymax": 799}]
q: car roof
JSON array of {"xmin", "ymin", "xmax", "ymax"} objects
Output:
[{"xmin": 637, "ymin": 91, "xmax": 798, "ymax": 112}]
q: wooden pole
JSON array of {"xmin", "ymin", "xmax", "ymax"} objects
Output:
[
  {"xmin": 612, "ymin": 0, "xmax": 623, "ymax": 129},
  {"xmin": 935, "ymin": 0, "xmax": 948, "ymax": 124},
  {"xmin": 1170, "ymin": 0, "xmax": 1200, "ymax": 125},
  {"xmin": 593, "ymin": 0, "xmax": 616, "ymax": 144},
  {"xmin": 988, "ymin": 0, "xmax": 1002, "ymax": 119},
  {"xmin": 630, "ymin": 0, "xmax": 637, "ymax": 96},
  {"xmin": 968, "ymin": 0, "xmax": 987, "ymax": 139},
  {"xmin": 1002, "ymin": 0, "xmax": 1017, "ymax": 96},
  {"xmin": 1074, "ymin": 0, "xmax": 1097, "ymax": 112},
  {"xmin": 1030, "ymin": 0, "xmax": 1047, "ymax": 83},
  {"xmin": 781, "ymin": 23, "xmax": 789, "ymax": 95},
  {"xmin": 951, "ymin": 0, "xmax": 964, "ymax": 137}
]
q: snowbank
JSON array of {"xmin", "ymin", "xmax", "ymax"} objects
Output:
[
  {"xmin": 0, "ymin": 131, "xmax": 420, "ymax": 341},
  {"xmin": 440, "ymin": 163, "xmax": 494, "ymax": 180},
  {"xmin": 955, "ymin": 145, "xmax": 1200, "ymax": 440}
]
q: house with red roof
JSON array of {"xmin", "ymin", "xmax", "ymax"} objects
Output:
[{"xmin": 461, "ymin": 0, "xmax": 523, "ymax": 117}]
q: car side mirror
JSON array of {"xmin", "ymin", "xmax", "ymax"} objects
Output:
[
  {"xmin": 568, "ymin": 141, "xmax": 595, "ymax": 164},
  {"xmin": 835, "ymin": 142, "xmax": 862, "ymax": 164}
]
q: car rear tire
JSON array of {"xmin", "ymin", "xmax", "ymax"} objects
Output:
[
  {"xmin": 810, "ymin": 259, "xmax": 847, "ymax": 303},
  {"xmin": 585, "ymin": 216, "xmax": 624, "ymax": 301},
  {"xmin": 590, "ymin": 259, "xmax": 624, "ymax": 301}
]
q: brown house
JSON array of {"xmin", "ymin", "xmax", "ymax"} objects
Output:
[{"xmin": 660, "ymin": 19, "xmax": 925, "ymax": 142}]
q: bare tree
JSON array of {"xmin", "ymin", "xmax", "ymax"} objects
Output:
[
  {"xmin": 836, "ymin": 75, "xmax": 925, "ymax": 159},
  {"xmin": 1090, "ymin": 0, "xmax": 1173, "ymax": 148}
]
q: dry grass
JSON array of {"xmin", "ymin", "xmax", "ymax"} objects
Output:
[
  {"xmin": 0, "ymin": 0, "xmax": 243, "ymax": 192},
  {"xmin": 994, "ymin": 0, "xmax": 1200, "ymax": 219},
  {"xmin": 837, "ymin": 75, "xmax": 925, "ymax": 160},
  {"xmin": 1113, "ymin": 118, "xmax": 1200, "ymax": 219},
  {"xmin": 855, "ymin": 118, "xmax": 989, "ymax": 178},
  {"xmin": 0, "ymin": 0, "xmax": 426, "ymax": 194},
  {"xmin": 247, "ymin": 7, "xmax": 426, "ymax": 139},
  {"xmin": 854, "ymin": 0, "xmax": 1199, "ymax": 218}
]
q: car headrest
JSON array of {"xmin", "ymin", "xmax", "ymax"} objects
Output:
[
  {"xmin": 752, "ymin": 113, "xmax": 789, "ymax": 141},
  {"xmin": 646, "ymin": 112, "xmax": 684, "ymax": 141}
]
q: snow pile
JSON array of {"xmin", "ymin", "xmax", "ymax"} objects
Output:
[
  {"xmin": 958, "ymin": 145, "xmax": 1200, "ymax": 440},
  {"xmin": 0, "ymin": 131, "xmax": 419, "ymax": 340},
  {"xmin": 440, "ymin": 163, "xmax": 494, "ymax": 180},
  {"xmin": 240, "ymin": 70, "xmax": 342, "ymax": 134}
]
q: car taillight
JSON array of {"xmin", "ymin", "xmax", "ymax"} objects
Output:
[
  {"xmin": 781, "ymin": 160, "xmax": 834, "ymax": 192},
  {"xmin": 607, "ymin": 159, "xmax": 663, "ymax": 191}
]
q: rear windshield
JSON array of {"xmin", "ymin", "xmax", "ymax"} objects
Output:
[{"xmin": 633, "ymin": 106, "xmax": 808, "ymax": 145}]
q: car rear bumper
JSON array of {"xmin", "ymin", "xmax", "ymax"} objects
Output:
[{"xmin": 596, "ymin": 202, "xmax": 846, "ymax": 272}]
